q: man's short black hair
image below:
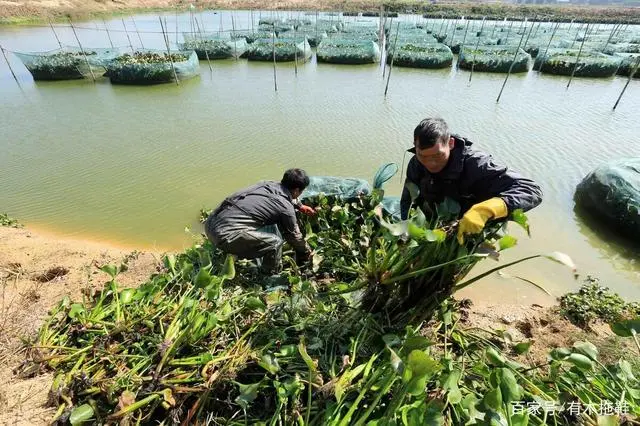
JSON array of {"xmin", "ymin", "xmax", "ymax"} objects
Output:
[
  {"xmin": 413, "ymin": 117, "xmax": 450, "ymax": 149},
  {"xmin": 281, "ymin": 168, "xmax": 310, "ymax": 192}
]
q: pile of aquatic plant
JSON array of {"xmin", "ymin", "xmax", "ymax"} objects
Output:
[
  {"xmin": 243, "ymin": 38, "xmax": 312, "ymax": 62},
  {"xmin": 105, "ymin": 50, "xmax": 200, "ymax": 85},
  {"xmin": 316, "ymin": 39, "xmax": 381, "ymax": 64},
  {"xmin": 458, "ymin": 46, "xmax": 532, "ymax": 73},
  {"xmin": 14, "ymin": 47, "xmax": 119, "ymax": 81},
  {"xmin": 534, "ymin": 49, "xmax": 622, "ymax": 78},
  {"xmin": 386, "ymin": 42, "xmax": 453, "ymax": 69},
  {"xmin": 20, "ymin": 188, "xmax": 622, "ymax": 425},
  {"xmin": 180, "ymin": 38, "xmax": 247, "ymax": 60}
]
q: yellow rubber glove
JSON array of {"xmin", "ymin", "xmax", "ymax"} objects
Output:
[{"xmin": 457, "ymin": 198, "xmax": 508, "ymax": 245}]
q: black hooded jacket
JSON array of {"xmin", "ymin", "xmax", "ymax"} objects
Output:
[{"xmin": 400, "ymin": 135, "xmax": 543, "ymax": 220}]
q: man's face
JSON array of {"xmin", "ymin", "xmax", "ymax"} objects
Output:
[{"xmin": 415, "ymin": 136, "xmax": 454, "ymax": 174}]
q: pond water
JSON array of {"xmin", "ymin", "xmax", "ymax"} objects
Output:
[{"xmin": 0, "ymin": 11, "xmax": 638, "ymax": 304}]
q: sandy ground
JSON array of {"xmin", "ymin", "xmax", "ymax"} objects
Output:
[{"xmin": 0, "ymin": 224, "xmax": 630, "ymax": 425}]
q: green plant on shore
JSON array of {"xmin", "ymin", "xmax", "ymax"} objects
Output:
[
  {"xmin": 0, "ymin": 212, "xmax": 21, "ymax": 228},
  {"xmin": 559, "ymin": 276, "xmax": 640, "ymax": 328}
]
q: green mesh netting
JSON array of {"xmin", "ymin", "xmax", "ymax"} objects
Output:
[
  {"xmin": 243, "ymin": 38, "xmax": 312, "ymax": 62},
  {"xmin": 615, "ymin": 53, "xmax": 640, "ymax": 78},
  {"xmin": 180, "ymin": 39, "xmax": 247, "ymax": 59},
  {"xmin": 603, "ymin": 43, "xmax": 640, "ymax": 55},
  {"xmin": 14, "ymin": 46, "xmax": 122, "ymax": 81},
  {"xmin": 105, "ymin": 50, "xmax": 200, "ymax": 85},
  {"xmin": 575, "ymin": 158, "xmax": 640, "ymax": 240},
  {"xmin": 300, "ymin": 176, "xmax": 371, "ymax": 201},
  {"xmin": 317, "ymin": 39, "xmax": 381, "ymax": 64},
  {"xmin": 534, "ymin": 49, "xmax": 621, "ymax": 78},
  {"xmin": 182, "ymin": 32, "xmax": 230, "ymax": 42},
  {"xmin": 296, "ymin": 30, "xmax": 328, "ymax": 47},
  {"xmin": 258, "ymin": 23, "xmax": 294, "ymax": 36},
  {"xmin": 458, "ymin": 46, "xmax": 531, "ymax": 73},
  {"xmin": 387, "ymin": 42, "xmax": 453, "ymax": 69}
]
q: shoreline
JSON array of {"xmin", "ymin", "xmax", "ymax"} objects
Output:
[{"xmin": 1, "ymin": 1, "xmax": 639, "ymax": 26}]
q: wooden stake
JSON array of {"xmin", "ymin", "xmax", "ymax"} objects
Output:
[
  {"xmin": 122, "ymin": 19, "xmax": 134, "ymax": 53},
  {"xmin": 496, "ymin": 20, "xmax": 531, "ymax": 103},
  {"xmin": 537, "ymin": 21, "xmax": 560, "ymax": 72},
  {"xmin": 383, "ymin": 17, "xmax": 393, "ymax": 79},
  {"xmin": 131, "ymin": 18, "xmax": 144, "ymax": 49},
  {"xmin": 69, "ymin": 20, "xmax": 96, "ymax": 83},
  {"xmin": 294, "ymin": 23, "xmax": 298, "ymax": 75},
  {"xmin": 456, "ymin": 20, "xmax": 470, "ymax": 69},
  {"xmin": 567, "ymin": 23, "xmax": 590, "ymax": 90},
  {"xmin": 469, "ymin": 17, "xmax": 486, "ymax": 83},
  {"xmin": 49, "ymin": 20, "xmax": 63, "ymax": 48},
  {"xmin": 613, "ymin": 55, "xmax": 640, "ymax": 110},
  {"xmin": 194, "ymin": 16, "xmax": 212, "ymax": 73},
  {"xmin": 384, "ymin": 22, "xmax": 400, "ymax": 97},
  {"xmin": 231, "ymin": 13, "xmax": 237, "ymax": 60},
  {"xmin": 602, "ymin": 22, "xmax": 620, "ymax": 53},
  {"xmin": 159, "ymin": 17, "xmax": 179, "ymax": 86},
  {"xmin": 0, "ymin": 45, "xmax": 22, "ymax": 88},
  {"xmin": 103, "ymin": 19, "xmax": 114, "ymax": 48},
  {"xmin": 175, "ymin": 7, "xmax": 179, "ymax": 45},
  {"xmin": 272, "ymin": 24, "xmax": 278, "ymax": 92}
]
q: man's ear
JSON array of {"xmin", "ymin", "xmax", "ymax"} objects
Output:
[{"xmin": 448, "ymin": 136, "xmax": 455, "ymax": 149}]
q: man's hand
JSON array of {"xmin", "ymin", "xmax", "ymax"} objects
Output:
[
  {"xmin": 299, "ymin": 204, "xmax": 317, "ymax": 216},
  {"xmin": 457, "ymin": 198, "xmax": 508, "ymax": 244}
]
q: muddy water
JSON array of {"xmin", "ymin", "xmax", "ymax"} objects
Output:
[{"xmin": 0, "ymin": 12, "xmax": 638, "ymax": 304}]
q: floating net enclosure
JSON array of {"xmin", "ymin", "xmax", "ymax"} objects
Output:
[
  {"xmin": 387, "ymin": 42, "xmax": 453, "ymax": 69},
  {"xmin": 602, "ymin": 43, "xmax": 640, "ymax": 55},
  {"xmin": 243, "ymin": 38, "xmax": 312, "ymax": 62},
  {"xmin": 534, "ymin": 49, "xmax": 621, "ymax": 78},
  {"xmin": 105, "ymin": 50, "xmax": 200, "ymax": 85},
  {"xmin": 14, "ymin": 46, "xmax": 121, "ymax": 81},
  {"xmin": 180, "ymin": 38, "xmax": 247, "ymax": 59},
  {"xmin": 615, "ymin": 53, "xmax": 640, "ymax": 77},
  {"xmin": 458, "ymin": 46, "xmax": 531, "ymax": 73},
  {"xmin": 317, "ymin": 39, "xmax": 381, "ymax": 64}
]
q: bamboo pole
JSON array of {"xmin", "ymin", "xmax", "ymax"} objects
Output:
[
  {"xmin": 384, "ymin": 22, "xmax": 400, "ymax": 97},
  {"xmin": 194, "ymin": 17, "xmax": 212, "ymax": 73},
  {"xmin": 567, "ymin": 23, "xmax": 590, "ymax": 90},
  {"xmin": 294, "ymin": 22, "xmax": 298, "ymax": 75},
  {"xmin": 272, "ymin": 24, "xmax": 278, "ymax": 92},
  {"xmin": 49, "ymin": 20, "xmax": 63, "ymax": 48},
  {"xmin": 122, "ymin": 19, "xmax": 135, "ymax": 53},
  {"xmin": 0, "ymin": 44, "xmax": 21, "ymax": 88},
  {"xmin": 496, "ymin": 20, "xmax": 531, "ymax": 103},
  {"xmin": 131, "ymin": 18, "xmax": 145, "ymax": 49},
  {"xmin": 231, "ymin": 13, "xmax": 237, "ymax": 60},
  {"xmin": 602, "ymin": 23, "xmax": 620, "ymax": 53},
  {"xmin": 103, "ymin": 19, "xmax": 114, "ymax": 48},
  {"xmin": 175, "ymin": 7, "xmax": 179, "ymax": 45},
  {"xmin": 383, "ymin": 17, "xmax": 393, "ymax": 79},
  {"xmin": 613, "ymin": 56, "xmax": 640, "ymax": 110},
  {"xmin": 469, "ymin": 17, "xmax": 486, "ymax": 83},
  {"xmin": 449, "ymin": 17, "xmax": 459, "ymax": 47},
  {"xmin": 159, "ymin": 17, "xmax": 179, "ymax": 86},
  {"xmin": 537, "ymin": 21, "xmax": 560, "ymax": 72},
  {"xmin": 504, "ymin": 19, "xmax": 514, "ymax": 45},
  {"xmin": 69, "ymin": 20, "xmax": 96, "ymax": 83},
  {"xmin": 456, "ymin": 20, "xmax": 471, "ymax": 69}
]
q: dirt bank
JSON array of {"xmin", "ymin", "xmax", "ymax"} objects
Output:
[{"xmin": 0, "ymin": 224, "xmax": 632, "ymax": 425}]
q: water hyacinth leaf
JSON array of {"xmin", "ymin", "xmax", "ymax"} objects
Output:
[
  {"xmin": 407, "ymin": 222, "xmax": 427, "ymax": 240},
  {"xmin": 513, "ymin": 341, "xmax": 533, "ymax": 355},
  {"xmin": 388, "ymin": 347, "xmax": 404, "ymax": 374},
  {"xmin": 221, "ymin": 254, "xmax": 236, "ymax": 281},
  {"xmin": 100, "ymin": 264, "xmax": 118, "ymax": 279},
  {"xmin": 382, "ymin": 333, "xmax": 401, "ymax": 348},
  {"xmin": 119, "ymin": 288, "xmax": 135, "ymax": 305},
  {"xmin": 235, "ymin": 382, "xmax": 262, "ymax": 410},
  {"xmin": 482, "ymin": 387, "xmax": 503, "ymax": 411},
  {"xmin": 405, "ymin": 181, "xmax": 420, "ymax": 202},
  {"xmin": 485, "ymin": 347, "xmax": 506, "ymax": 367},
  {"xmin": 312, "ymin": 254, "xmax": 324, "ymax": 273},
  {"xmin": 549, "ymin": 347, "xmax": 571, "ymax": 361},
  {"xmin": 164, "ymin": 254, "xmax": 176, "ymax": 274},
  {"xmin": 442, "ymin": 369, "xmax": 462, "ymax": 404},
  {"xmin": 572, "ymin": 341, "xmax": 598, "ymax": 360},
  {"xmin": 68, "ymin": 303, "xmax": 86, "ymax": 319},
  {"xmin": 498, "ymin": 368, "xmax": 521, "ymax": 403},
  {"xmin": 69, "ymin": 404, "xmax": 94, "ymax": 425},
  {"xmin": 245, "ymin": 296, "xmax": 266, "ymax": 312},
  {"xmin": 498, "ymin": 235, "xmax": 518, "ymax": 251},
  {"xmin": 511, "ymin": 209, "xmax": 530, "ymax": 236},
  {"xmin": 258, "ymin": 353, "xmax": 280, "ymax": 375},
  {"xmin": 277, "ymin": 344, "xmax": 297, "ymax": 357},
  {"xmin": 194, "ymin": 268, "xmax": 212, "ymax": 288},
  {"xmin": 566, "ymin": 353, "xmax": 593, "ymax": 370},
  {"xmin": 511, "ymin": 413, "xmax": 529, "ymax": 426},
  {"xmin": 618, "ymin": 360, "xmax": 637, "ymax": 382},
  {"xmin": 402, "ymin": 336, "xmax": 434, "ymax": 352},
  {"xmin": 379, "ymin": 217, "xmax": 409, "ymax": 237},
  {"xmin": 610, "ymin": 319, "xmax": 640, "ymax": 337}
]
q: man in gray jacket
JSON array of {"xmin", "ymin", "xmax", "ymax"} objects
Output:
[
  {"xmin": 400, "ymin": 118, "xmax": 543, "ymax": 243},
  {"xmin": 205, "ymin": 169, "xmax": 315, "ymax": 274}
]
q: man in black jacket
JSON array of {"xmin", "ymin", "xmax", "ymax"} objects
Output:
[
  {"xmin": 205, "ymin": 169, "xmax": 315, "ymax": 274},
  {"xmin": 400, "ymin": 118, "xmax": 543, "ymax": 243}
]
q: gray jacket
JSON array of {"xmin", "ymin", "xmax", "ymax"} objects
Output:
[
  {"xmin": 400, "ymin": 135, "xmax": 543, "ymax": 220},
  {"xmin": 208, "ymin": 181, "xmax": 310, "ymax": 254}
]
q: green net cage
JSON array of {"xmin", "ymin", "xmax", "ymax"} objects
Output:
[
  {"xmin": 180, "ymin": 38, "xmax": 247, "ymax": 59},
  {"xmin": 243, "ymin": 38, "xmax": 312, "ymax": 62},
  {"xmin": 317, "ymin": 39, "xmax": 381, "ymax": 64},
  {"xmin": 534, "ymin": 49, "xmax": 621, "ymax": 78},
  {"xmin": 615, "ymin": 53, "xmax": 640, "ymax": 78},
  {"xmin": 387, "ymin": 42, "xmax": 453, "ymax": 69},
  {"xmin": 14, "ymin": 46, "xmax": 122, "ymax": 81},
  {"xmin": 458, "ymin": 46, "xmax": 531, "ymax": 73},
  {"xmin": 105, "ymin": 49, "xmax": 200, "ymax": 85}
]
